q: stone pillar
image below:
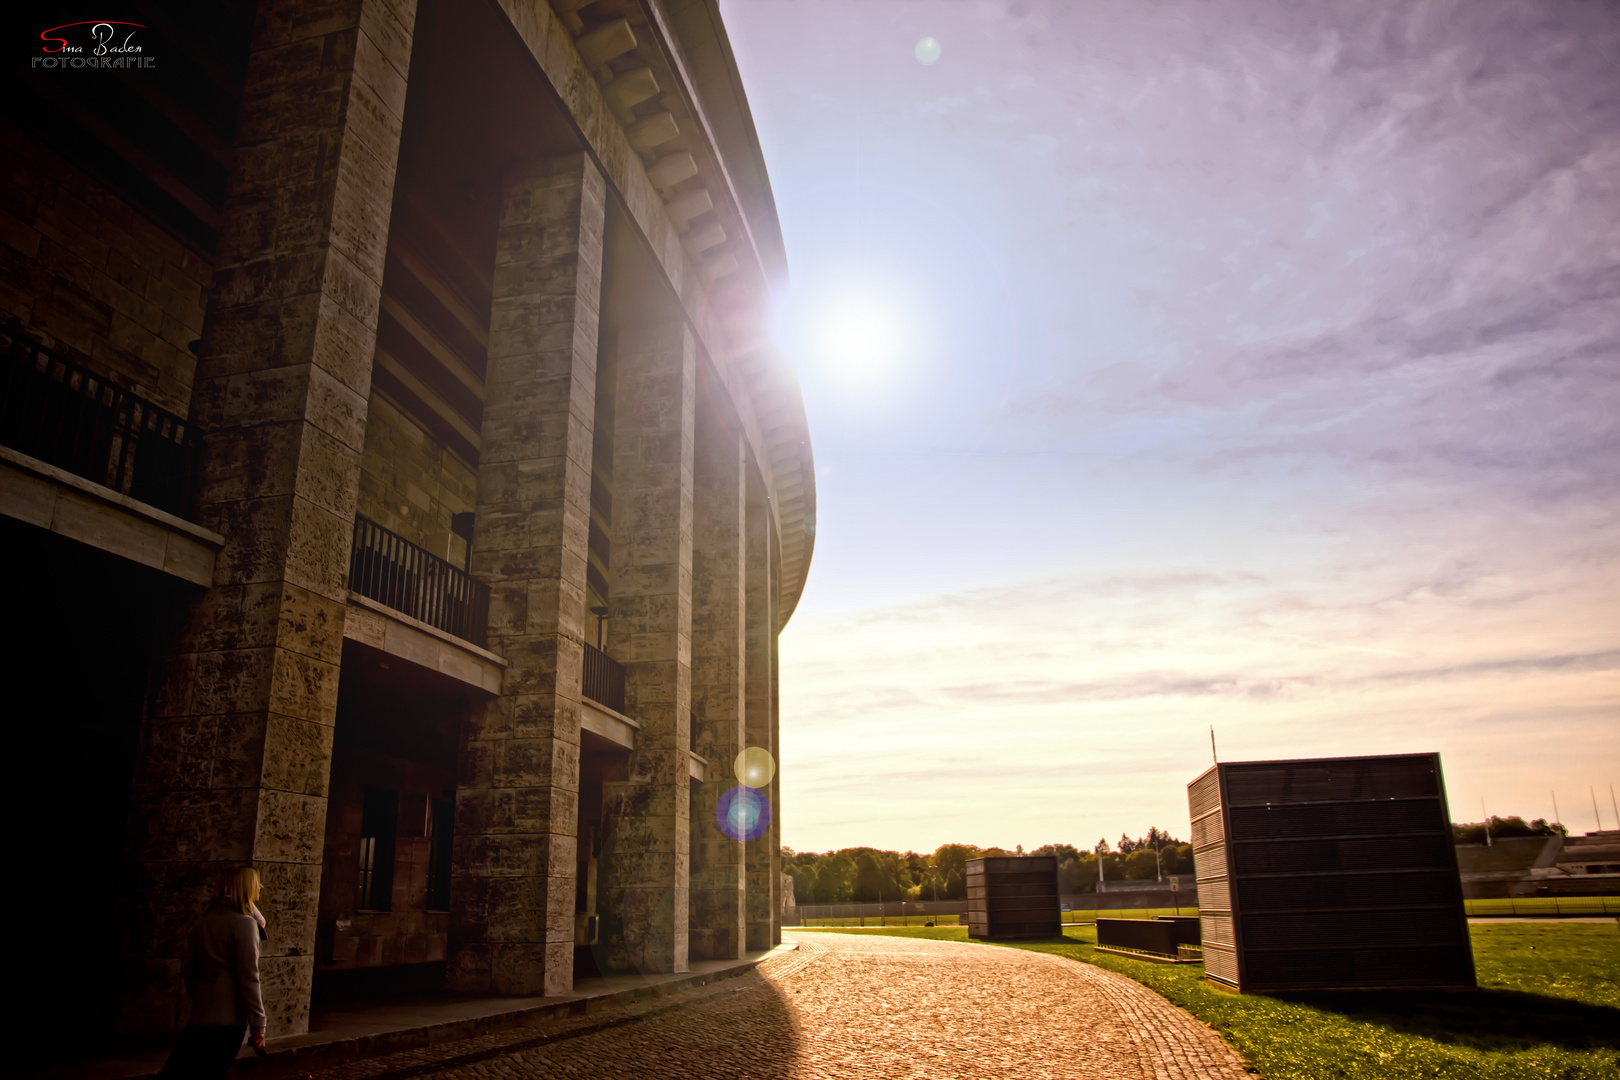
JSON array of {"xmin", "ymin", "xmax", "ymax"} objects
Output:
[
  {"xmin": 687, "ymin": 403, "xmax": 746, "ymax": 962},
  {"xmin": 743, "ymin": 494, "xmax": 777, "ymax": 951},
  {"xmin": 452, "ymin": 153, "xmax": 605, "ymax": 997},
  {"xmin": 598, "ymin": 315, "xmax": 696, "ymax": 975},
  {"xmin": 769, "ymin": 516, "xmax": 783, "ymax": 947},
  {"xmin": 117, "ymin": 0, "xmax": 415, "ymax": 1037}
]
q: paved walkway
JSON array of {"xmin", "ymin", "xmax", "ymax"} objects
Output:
[{"xmin": 297, "ymin": 931, "xmax": 1250, "ymax": 1079}]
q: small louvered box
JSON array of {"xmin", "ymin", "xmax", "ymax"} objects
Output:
[{"xmin": 966, "ymin": 855, "xmax": 1061, "ymax": 940}]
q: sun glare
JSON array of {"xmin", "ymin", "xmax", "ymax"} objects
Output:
[{"xmin": 820, "ymin": 298, "xmax": 899, "ymax": 376}]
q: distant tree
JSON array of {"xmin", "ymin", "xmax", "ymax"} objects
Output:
[
  {"xmin": 1032, "ymin": 843, "xmax": 1082, "ymax": 866},
  {"xmin": 932, "ymin": 844, "xmax": 978, "ymax": 900},
  {"xmin": 853, "ymin": 850, "xmax": 902, "ymax": 901},
  {"xmin": 1057, "ymin": 857, "xmax": 1082, "ymax": 893},
  {"xmin": 1123, "ymin": 849, "xmax": 1160, "ymax": 880},
  {"xmin": 1452, "ymin": 816, "xmax": 1567, "ymax": 844},
  {"xmin": 1166, "ymin": 844, "xmax": 1195, "ymax": 875},
  {"xmin": 785, "ymin": 862, "xmax": 815, "ymax": 904},
  {"xmin": 814, "ymin": 854, "xmax": 856, "ymax": 902},
  {"xmin": 1070, "ymin": 853, "xmax": 1100, "ymax": 894}
]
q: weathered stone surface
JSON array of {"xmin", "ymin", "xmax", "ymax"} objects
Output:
[
  {"xmin": 114, "ymin": 0, "xmax": 416, "ymax": 1039},
  {"xmin": 596, "ymin": 314, "xmax": 696, "ymax": 975},
  {"xmin": 744, "ymin": 498, "xmax": 779, "ymax": 951},
  {"xmin": 450, "ymin": 153, "xmax": 603, "ymax": 997},
  {"xmin": 688, "ymin": 408, "xmax": 747, "ymax": 962}
]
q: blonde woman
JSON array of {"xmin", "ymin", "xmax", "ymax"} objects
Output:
[{"xmin": 159, "ymin": 867, "xmax": 268, "ymax": 1078}]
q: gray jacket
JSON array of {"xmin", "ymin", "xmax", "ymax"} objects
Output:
[{"xmin": 182, "ymin": 900, "xmax": 267, "ymax": 1036}]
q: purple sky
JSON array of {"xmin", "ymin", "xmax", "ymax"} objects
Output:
[{"xmin": 719, "ymin": 0, "xmax": 1620, "ymax": 854}]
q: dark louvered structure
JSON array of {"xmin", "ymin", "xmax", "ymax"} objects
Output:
[
  {"xmin": 1188, "ymin": 753, "xmax": 1475, "ymax": 992},
  {"xmin": 966, "ymin": 855, "xmax": 1061, "ymax": 940}
]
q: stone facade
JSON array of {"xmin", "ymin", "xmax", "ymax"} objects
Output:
[{"xmin": 1, "ymin": 0, "xmax": 811, "ymax": 1045}]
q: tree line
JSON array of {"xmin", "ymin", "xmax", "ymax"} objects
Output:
[
  {"xmin": 1450, "ymin": 816, "xmax": 1564, "ymax": 845},
  {"xmin": 784, "ymin": 815, "xmax": 1568, "ymax": 904},
  {"xmin": 782, "ymin": 828, "xmax": 1194, "ymax": 905}
]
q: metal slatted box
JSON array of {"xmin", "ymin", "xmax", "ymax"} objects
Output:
[
  {"xmin": 966, "ymin": 856, "xmax": 1060, "ymax": 940},
  {"xmin": 1187, "ymin": 753, "xmax": 1474, "ymax": 993}
]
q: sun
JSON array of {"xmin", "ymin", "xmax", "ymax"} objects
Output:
[{"xmin": 819, "ymin": 297, "xmax": 900, "ymax": 376}]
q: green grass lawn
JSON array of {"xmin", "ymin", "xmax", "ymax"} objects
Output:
[
  {"xmin": 794, "ymin": 921, "xmax": 1620, "ymax": 1079},
  {"xmin": 798, "ymin": 907, "xmax": 1194, "ymax": 928}
]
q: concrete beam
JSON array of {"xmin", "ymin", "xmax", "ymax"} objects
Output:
[
  {"xmin": 582, "ymin": 698, "xmax": 640, "ymax": 751},
  {"xmin": 0, "ymin": 447, "xmax": 221, "ymax": 587},
  {"xmin": 342, "ymin": 592, "xmax": 506, "ymax": 695}
]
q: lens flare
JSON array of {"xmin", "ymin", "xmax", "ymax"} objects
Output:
[
  {"xmin": 915, "ymin": 37, "xmax": 941, "ymax": 65},
  {"xmin": 716, "ymin": 785, "xmax": 772, "ymax": 841},
  {"xmin": 734, "ymin": 746, "xmax": 776, "ymax": 788}
]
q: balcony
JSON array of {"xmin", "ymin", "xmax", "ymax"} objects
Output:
[
  {"xmin": 582, "ymin": 642, "xmax": 626, "ymax": 714},
  {"xmin": 1, "ymin": 326, "xmax": 202, "ymax": 519},
  {"xmin": 349, "ymin": 514, "xmax": 490, "ymax": 648}
]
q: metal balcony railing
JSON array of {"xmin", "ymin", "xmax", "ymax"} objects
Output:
[
  {"xmin": 0, "ymin": 325, "xmax": 202, "ymax": 519},
  {"xmin": 583, "ymin": 642, "xmax": 626, "ymax": 714},
  {"xmin": 349, "ymin": 514, "xmax": 490, "ymax": 648}
]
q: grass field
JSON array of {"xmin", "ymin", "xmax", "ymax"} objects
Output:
[
  {"xmin": 797, "ymin": 907, "xmax": 1194, "ymax": 928},
  {"xmin": 794, "ymin": 921, "xmax": 1620, "ymax": 1079},
  {"xmin": 793, "ymin": 897, "xmax": 1618, "ymax": 929}
]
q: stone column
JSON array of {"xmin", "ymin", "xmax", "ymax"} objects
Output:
[
  {"xmin": 117, "ymin": 0, "xmax": 415, "ymax": 1037},
  {"xmin": 769, "ymin": 516, "xmax": 783, "ymax": 947},
  {"xmin": 451, "ymin": 153, "xmax": 605, "ymax": 997},
  {"xmin": 743, "ymin": 494, "xmax": 777, "ymax": 951},
  {"xmin": 598, "ymin": 315, "xmax": 696, "ymax": 975},
  {"xmin": 687, "ymin": 402, "xmax": 746, "ymax": 962}
]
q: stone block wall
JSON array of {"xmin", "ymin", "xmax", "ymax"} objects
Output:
[
  {"xmin": 0, "ymin": 120, "xmax": 208, "ymax": 416},
  {"xmin": 357, "ymin": 392, "xmax": 478, "ymax": 560}
]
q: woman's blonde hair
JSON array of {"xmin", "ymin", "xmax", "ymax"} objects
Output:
[{"xmin": 220, "ymin": 867, "xmax": 261, "ymax": 915}]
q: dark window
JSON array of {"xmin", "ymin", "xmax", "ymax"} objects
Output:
[
  {"xmin": 358, "ymin": 787, "xmax": 398, "ymax": 911},
  {"xmin": 426, "ymin": 796, "xmax": 455, "ymax": 912}
]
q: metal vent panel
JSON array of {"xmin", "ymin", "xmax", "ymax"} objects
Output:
[
  {"xmin": 1200, "ymin": 913, "xmax": 1235, "ymax": 946},
  {"xmin": 1229, "ymin": 799, "xmax": 1443, "ymax": 841},
  {"xmin": 1243, "ymin": 946, "xmax": 1475, "ymax": 990},
  {"xmin": 1204, "ymin": 943, "xmax": 1239, "ymax": 986},
  {"xmin": 1197, "ymin": 875, "xmax": 1231, "ymax": 912},
  {"xmin": 1188, "ymin": 768, "xmax": 1222, "ymax": 819},
  {"xmin": 1241, "ymin": 909, "xmax": 1465, "ymax": 949},
  {"xmin": 1193, "ymin": 841, "xmax": 1228, "ymax": 881},
  {"xmin": 1224, "ymin": 756, "xmax": 1439, "ymax": 805},
  {"xmin": 1192, "ymin": 809, "xmax": 1225, "ymax": 848},
  {"xmin": 1235, "ymin": 870, "xmax": 1459, "ymax": 912},
  {"xmin": 1233, "ymin": 835, "xmax": 1452, "ymax": 875}
]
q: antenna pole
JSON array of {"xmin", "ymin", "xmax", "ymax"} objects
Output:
[
  {"xmin": 1552, "ymin": 791, "xmax": 1561, "ymax": 829},
  {"xmin": 1210, "ymin": 726, "xmax": 1217, "ymax": 764},
  {"xmin": 1593, "ymin": 787, "xmax": 1604, "ymax": 831}
]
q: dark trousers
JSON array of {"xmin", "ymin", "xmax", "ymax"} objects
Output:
[{"xmin": 158, "ymin": 1024, "xmax": 248, "ymax": 1079}]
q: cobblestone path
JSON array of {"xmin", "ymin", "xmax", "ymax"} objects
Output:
[{"xmin": 306, "ymin": 931, "xmax": 1250, "ymax": 1079}]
